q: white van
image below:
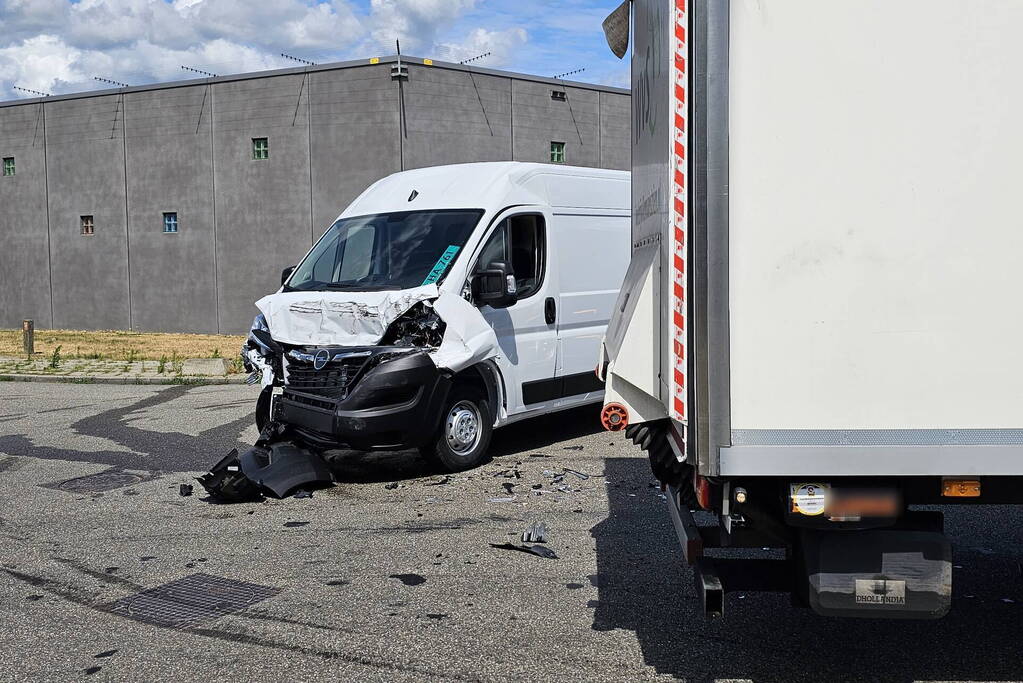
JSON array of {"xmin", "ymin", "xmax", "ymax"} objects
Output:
[{"xmin": 244, "ymin": 162, "xmax": 630, "ymax": 471}]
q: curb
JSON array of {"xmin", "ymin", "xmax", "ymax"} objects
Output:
[{"xmin": 0, "ymin": 374, "xmax": 249, "ymax": 386}]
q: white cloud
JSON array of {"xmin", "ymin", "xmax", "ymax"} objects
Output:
[
  {"xmin": 369, "ymin": 0, "xmax": 476, "ymax": 53},
  {"xmin": 0, "ymin": 0, "xmax": 632, "ymax": 102},
  {"xmin": 435, "ymin": 27, "xmax": 528, "ymax": 67}
]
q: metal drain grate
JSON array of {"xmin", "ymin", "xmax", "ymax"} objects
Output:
[
  {"xmin": 41, "ymin": 469, "xmax": 151, "ymax": 494},
  {"xmin": 104, "ymin": 573, "xmax": 280, "ymax": 628}
]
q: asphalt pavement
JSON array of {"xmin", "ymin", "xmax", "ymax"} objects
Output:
[{"xmin": 1, "ymin": 382, "xmax": 1022, "ymax": 682}]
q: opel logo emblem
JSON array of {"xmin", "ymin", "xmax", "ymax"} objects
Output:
[{"xmin": 313, "ymin": 349, "xmax": 330, "ymax": 370}]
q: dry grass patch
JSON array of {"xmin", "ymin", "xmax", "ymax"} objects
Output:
[{"xmin": 0, "ymin": 329, "xmax": 247, "ymax": 363}]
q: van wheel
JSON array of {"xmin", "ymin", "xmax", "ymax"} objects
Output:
[
  {"xmin": 420, "ymin": 387, "xmax": 493, "ymax": 472},
  {"xmin": 255, "ymin": 386, "xmax": 272, "ymax": 433}
]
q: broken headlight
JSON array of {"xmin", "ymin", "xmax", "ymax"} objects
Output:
[{"xmin": 380, "ymin": 301, "xmax": 446, "ymax": 348}]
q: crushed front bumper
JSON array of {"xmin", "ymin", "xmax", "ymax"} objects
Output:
[{"xmin": 276, "ymin": 349, "xmax": 451, "ymax": 451}]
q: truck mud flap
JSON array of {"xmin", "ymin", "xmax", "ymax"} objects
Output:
[{"xmin": 800, "ymin": 529, "xmax": 952, "ymax": 620}]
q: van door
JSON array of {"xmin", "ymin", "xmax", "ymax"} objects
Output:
[
  {"xmin": 472, "ymin": 209, "xmax": 558, "ymax": 416},
  {"xmin": 553, "ymin": 212, "xmax": 631, "ymax": 405}
]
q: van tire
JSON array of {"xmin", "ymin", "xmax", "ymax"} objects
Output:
[{"xmin": 420, "ymin": 386, "xmax": 493, "ymax": 472}]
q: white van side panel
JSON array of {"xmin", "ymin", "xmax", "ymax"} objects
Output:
[
  {"xmin": 728, "ymin": 0, "xmax": 1023, "ymax": 430},
  {"xmin": 555, "ymin": 212, "xmax": 632, "ymax": 384}
]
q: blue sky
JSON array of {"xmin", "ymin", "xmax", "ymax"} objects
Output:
[{"xmin": 0, "ymin": 0, "xmax": 629, "ymax": 101}]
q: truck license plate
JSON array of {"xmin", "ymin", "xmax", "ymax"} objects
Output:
[{"xmin": 855, "ymin": 579, "xmax": 907, "ymax": 606}]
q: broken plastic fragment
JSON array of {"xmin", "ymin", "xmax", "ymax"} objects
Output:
[
  {"xmin": 489, "ymin": 542, "xmax": 558, "ymax": 560},
  {"xmin": 521, "ymin": 521, "xmax": 549, "ymax": 544},
  {"xmin": 197, "ymin": 449, "xmax": 262, "ymax": 503},
  {"xmin": 238, "ymin": 442, "xmax": 334, "ymax": 499},
  {"xmin": 179, "ymin": 484, "xmax": 193, "ymax": 497}
]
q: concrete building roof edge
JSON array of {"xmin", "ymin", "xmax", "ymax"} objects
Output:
[{"xmin": 0, "ymin": 55, "xmax": 629, "ymax": 109}]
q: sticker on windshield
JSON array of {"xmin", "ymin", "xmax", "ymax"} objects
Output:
[{"xmin": 422, "ymin": 245, "xmax": 461, "ymax": 285}]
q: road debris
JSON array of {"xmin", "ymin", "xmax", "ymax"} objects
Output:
[
  {"xmin": 490, "ymin": 542, "xmax": 558, "ymax": 560},
  {"xmin": 501, "ymin": 482, "xmax": 516, "ymax": 494},
  {"xmin": 425, "ymin": 476, "xmax": 450, "ymax": 486},
  {"xmin": 179, "ymin": 484, "xmax": 193, "ymax": 497},
  {"xmin": 390, "ymin": 573, "xmax": 427, "ymax": 586},
  {"xmin": 197, "ymin": 424, "xmax": 335, "ymax": 502},
  {"xmin": 521, "ymin": 521, "xmax": 549, "ymax": 543},
  {"xmin": 385, "ymin": 482, "xmax": 401, "ymax": 490}
]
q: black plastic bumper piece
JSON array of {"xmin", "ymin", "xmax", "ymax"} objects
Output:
[
  {"xmin": 276, "ymin": 350, "xmax": 452, "ymax": 451},
  {"xmin": 238, "ymin": 442, "xmax": 334, "ymax": 498}
]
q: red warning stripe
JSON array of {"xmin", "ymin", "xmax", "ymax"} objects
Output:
[{"xmin": 670, "ymin": 0, "xmax": 688, "ymax": 428}]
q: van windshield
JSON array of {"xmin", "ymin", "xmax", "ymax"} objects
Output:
[{"xmin": 286, "ymin": 209, "xmax": 484, "ymax": 292}]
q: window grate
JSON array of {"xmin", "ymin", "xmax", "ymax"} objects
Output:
[
  {"xmin": 163, "ymin": 212, "xmax": 178, "ymax": 233},
  {"xmin": 550, "ymin": 141, "xmax": 565, "ymax": 164},
  {"xmin": 252, "ymin": 137, "xmax": 269, "ymax": 160},
  {"xmin": 81, "ymin": 215, "xmax": 94, "ymax": 235},
  {"xmin": 551, "ymin": 90, "xmax": 567, "ymax": 101},
  {"xmin": 2, "ymin": 157, "xmax": 13, "ymax": 176}
]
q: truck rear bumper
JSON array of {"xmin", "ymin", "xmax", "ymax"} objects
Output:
[{"xmin": 718, "ymin": 430, "xmax": 1023, "ymax": 476}]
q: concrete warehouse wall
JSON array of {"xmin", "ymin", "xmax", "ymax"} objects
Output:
[{"xmin": 0, "ymin": 57, "xmax": 630, "ymax": 334}]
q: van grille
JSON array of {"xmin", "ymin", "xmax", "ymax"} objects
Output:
[{"xmin": 283, "ymin": 349, "xmax": 371, "ymax": 400}]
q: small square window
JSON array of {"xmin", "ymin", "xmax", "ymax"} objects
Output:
[
  {"xmin": 163, "ymin": 212, "xmax": 178, "ymax": 234},
  {"xmin": 550, "ymin": 141, "xmax": 566, "ymax": 164},
  {"xmin": 81, "ymin": 215, "xmax": 94, "ymax": 235},
  {"xmin": 252, "ymin": 137, "xmax": 269, "ymax": 160},
  {"xmin": 2, "ymin": 157, "xmax": 14, "ymax": 176},
  {"xmin": 551, "ymin": 90, "xmax": 567, "ymax": 102}
]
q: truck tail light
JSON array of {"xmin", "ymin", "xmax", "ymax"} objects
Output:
[{"xmin": 942, "ymin": 479, "xmax": 981, "ymax": 498}]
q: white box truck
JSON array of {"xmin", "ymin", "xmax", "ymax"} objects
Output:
[{"xmin": 598, "ymin": 0, "xmax": 1023, "ymax": 618}]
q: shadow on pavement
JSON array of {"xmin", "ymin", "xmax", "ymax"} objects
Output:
[
  {"xmin": 0, "ymin": 385, "xmax": 253, "ymax": 474},
  {"xmin": 325, "ymin": 404, "xmax": 603, "ymax": 484},
  {"xmin": 591, "ymin": 456, "xmax": 1023, "ymax": 683}
]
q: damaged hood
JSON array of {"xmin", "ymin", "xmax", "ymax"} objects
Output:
[
  {"xmin": 255, "ymin": 285, "xmax": 499, "ymax": 373},
  {"xmin": 256, "ymin": 286, "xmax": 439, "ymax": 347}
]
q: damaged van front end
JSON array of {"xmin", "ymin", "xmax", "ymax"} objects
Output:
[{"xmin": 239, "ymin": 203, "xmax": 503, "ymax": 466}]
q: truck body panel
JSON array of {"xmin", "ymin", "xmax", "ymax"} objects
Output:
[{"xmin": 610, "ymin": 0, "xmax": 1023, "ymax": 477}]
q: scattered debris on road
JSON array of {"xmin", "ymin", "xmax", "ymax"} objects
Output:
[
  {"xmin": 197, "ymin": 422, "xmax": 335, "ymax": 502},
  {"xmin": 521, "ymin": 521, "xmax": 549, "ymax": 543},
  {"xmin": 179, "ymin": 484, "xmax": 193, "ymax": 497},
  {"xmin": 390, "ymin": 573, "xmax": 427, "ymax": 586},
  {"xmin": 490, "ymin": 542, "xmax": 558, "ymax": 560}
]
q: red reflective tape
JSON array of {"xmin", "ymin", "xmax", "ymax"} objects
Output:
[
  {"xmin": 674, "ymin": 198, "xmax": 685, "ymax": 217},
  {"xmin": 674, "ymin": 369, "xmax": 686, "ymax": 389},
  {"xmin": 674, "ymin": 339, "xmax": 685, "ymax": 360},
  {"xmin": 674, "ymin": 397, "xmax": 686, "ymax": 418},
  {"xmin": 673, "ymin": 311, "xmax": 686, "ymax": 330},
  {"xmin": 673, "ymin": 282, "xmax": 684, "ymax": 301},
  {"xmin": 673, "ymin": 227, "xmax": 685, "ymax": 246},
  {"xmin": 675, "ymin": 114, "xmax": 685, "ymax": 132},
  {"xmin": 675, "ymin": 85, "xmax": 686, "ymax": 104},
  {"xmin": 673, "ymin": 254, "xmax": 685, "ymax": 273}
]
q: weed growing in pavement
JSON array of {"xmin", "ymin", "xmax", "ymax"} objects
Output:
[
  {"xmin": 157, "ymin": 356, "xmax": 167, "ymax": 374},
  {"xmin": 211, "ymin": 348, "xmax": 221, "ymax": 358},
  {"xmin": 0, "ymin": 375, "xmax": 12, "ymax": 382},
  {"xmin": 49, "ymin": 345, "xmax": 62, "ymax": 369},
  {"xmin": 171, "ymin": 376, "xmax": 206, "ymax": 385},
  {"xmin": 229, "ymin": 356, "xmax": 245, "ymax": 374}
]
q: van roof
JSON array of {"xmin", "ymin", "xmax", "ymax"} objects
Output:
[{"xmin": 340, "ymin": 162, "xmax": 630, "ymax": 219}]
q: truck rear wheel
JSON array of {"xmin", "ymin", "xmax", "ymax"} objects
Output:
[{"xmin": 420, "ymin": 386, "xmax": 493, "ymax": 472}]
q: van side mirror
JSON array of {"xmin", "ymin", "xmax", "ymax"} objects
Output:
[
  {"xmin": 472, "ymin": 261, "xmax": 518, "ymax": 309},
  {"xmin": 281, "ymin": 266, "xmax": 296, "ymax": 286}
]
